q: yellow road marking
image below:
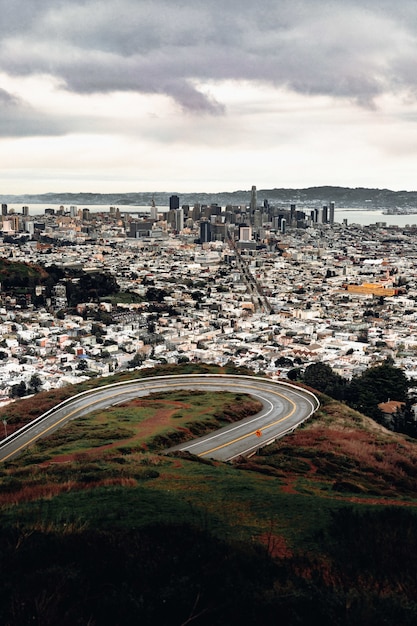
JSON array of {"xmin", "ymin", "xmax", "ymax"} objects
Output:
[
  {"xmin": 0, "ymin": 379, "xmax": 298, "ymax": 462},
  {"xmin": 197, "ymin": 399, "xmax": 296, "ymax": 456}
]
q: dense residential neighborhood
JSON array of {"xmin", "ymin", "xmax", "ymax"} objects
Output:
[{"xmin": 0, "ymin": 196, "xmax": 416, "ymax": 412}]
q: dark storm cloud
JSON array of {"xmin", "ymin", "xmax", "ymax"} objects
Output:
[
  {"xmin": 0, "ymin": 85, "xmax": 108, "ymax": 137},
  {"xmin": 0, "ymin": 87, "xmax": 59, "ymax": 136},
  {"xmin": 1, "ymin": 0, "xmax": 417, "ymax": 119},
  {"xmin": 0, "ymin": 88, "xmax": 19, "ymax": 106}
]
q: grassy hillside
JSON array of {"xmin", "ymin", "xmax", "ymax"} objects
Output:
[
  {"xmin": 0, "ymin": 257, "xmax": 50, "ymax": 287},
  {"xmin": 1, "ymin": 366, "xmax": 417, "ymax": 625}
]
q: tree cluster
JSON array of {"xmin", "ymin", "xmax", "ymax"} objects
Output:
[
  {"xmin": 289, "ymin": 360, "xmax": 417, "ymax": 437},
  {"xmin": 66, "ymin": 272, "xmax": 119, "ymax": 307},
  {"xmin": 9, "ymin": 374, "xmax": 42, "ymax": 398}
]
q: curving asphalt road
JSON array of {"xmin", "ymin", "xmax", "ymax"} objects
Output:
[{"xmin": 0, "ymin": 374, "xmax": 319, "ymax": 463}]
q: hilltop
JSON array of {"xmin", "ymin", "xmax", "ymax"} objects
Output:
[{"xmin": 1, "ymin": 365, "xmax": 417, "ymax": 624}]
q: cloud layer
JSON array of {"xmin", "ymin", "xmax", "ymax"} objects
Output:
[
  {"xmin": 2, "ymin": 1, "xmax": 417, "ymax": 192},
  {"xmin": 2, "ymin": 0, "xmax": 417, "ymax": 117}
]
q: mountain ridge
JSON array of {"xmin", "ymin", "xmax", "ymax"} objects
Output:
[{"xmin": 2, "ymin": 185, "xmax": 417, "ymax": 209}]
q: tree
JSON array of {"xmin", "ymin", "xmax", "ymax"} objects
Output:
[
  {"xmin": 91, "ymin": 323, "xmax": 106, "ymax": 337},
  {"xmin": 275, "ymin": 356, "xmax": 293, "ymax": 368},
  {"xmin": 303, "ymin": 362, "xmax": 347, "ymax": 400},
  {"xmin": 128, "ymin": 352, "xmax": 144, "ymax": 368},
  {"xmin": 146, "ymin": 287, "xmax": 168, "ymax": 303},
  {"xmin": 29, "ymin": 374, "xmax": 42, "ymax": 393},
  {"xmin": 10, "ymin": 381, "xmax": 27, "ymax": 398},
  {"xmin": 287, "ymin": 367, "xmax": 302, "ymax": 381},
  {"xmin": 66, "ymin": 271, "xmax": 119, "ymax": 306},
  {"xmin": 346, "ymin": 361, "xmax": 409, "ymax": 424}
]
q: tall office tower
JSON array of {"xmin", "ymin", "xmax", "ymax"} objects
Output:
[
  {"xmin": 322, "ymin": 205, "xmax": 328, "ymax": 224},
  {"xmin": 167, "ymin": 210, "xmax": 176, "ymax": 229},
  {"xmin": 1, "ymin": 204, "xmax": 7, "ymax": 216},
  {"xmin": 192, "ymin": 203, "xmax": 201, "ymax": 220},
  {"xmin": 10, "ymin": 215, "xmax": 19, "ymax": 231},
  {"xmin": 24, "ymin": 221, "xmax": 35, "ymax": 236},
  {"xmin": 290, "ymin": 204, "xmax": 296, "ymax": 224},
  {"xmin": 22, "ymin": 206, "xmax": 29, "ymax": 216},
  {"xmin": 239, "ymin": 224, "xmax": 252, "ymax": 241},
  {"xmin": 210, "ymin": 203, "xmax": 221, "ymax": 216},
  {"xmin": 281, "ymin": 218, "xmax": 286, "ymax": 234},
  {"xmin": 82, "ymin": 208, "xmax": 90, "ymax": 221},
  {"xmin": 253, "ymin": 209, "xmax": 262, "ymax": 229},
  {"xmin": 201, "ymin": 205, "xmax": 212, "ymax": 219},
  {"xmin": 329, "ymin": 201, "xmax": 335, "ymax": 225},
  {"xmin": 169, "ymin": 195, "xmax": 180, "ymax": 211},
  {"xmin": 70, "ymin": 205, "xmax": 78, "ymax": 218},
  {"xmin": 263, "ymin": 199, "xmax": 269, "ymax": 209},
  {"xmin": 250, "ymin": 185, "xmax": 257, "ymax": 212},
  {"xmin": 200, "ymin": 220, "xmax": 211, "ymax": 243},
  {"xmin": 150, "ymin": 204, "xmax": 158, "ymax": 221},
  {"xmin": 175, "ymin": 208, "xmax": 184, "ymax": 232}
]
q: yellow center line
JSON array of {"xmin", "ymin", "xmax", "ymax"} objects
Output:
[
  {"xmin": 198, "ymin": 399, "xmax": 296, "ymax": 456},
  {"xmin": 0, "ymin": 386, "xmax": 151, "ymax": 462},
  {"xmin": 0, "ymin": 379, "xmax": 297, "ymax": 462}
]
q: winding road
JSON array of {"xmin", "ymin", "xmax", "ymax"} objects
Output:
[{"xmin": 0, "ymin": 374, "xmax": 319, "ymax": 463}]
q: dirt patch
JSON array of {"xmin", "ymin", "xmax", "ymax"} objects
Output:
[{"xmin": 42, "ymin": 399, "xmax": 190, "ymax": 465}]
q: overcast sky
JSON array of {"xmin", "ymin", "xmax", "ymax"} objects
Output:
[{"xmin": 2, "ymin": 0, "xmax": 417, "ymax": 194}]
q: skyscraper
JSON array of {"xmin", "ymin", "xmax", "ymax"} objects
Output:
[
  {"xmin": 175, "ymin": 208, "xmax": 184, "ymax": 232},
  {"xmin": 329, "ymin": 202, "xmax": 335, "ymax": 225},
  {"xmin": 150, "ymin": 197, "xmax": 158, "ymax": 221},
  {"xmin": 239, "ymin": 224, "xmax": 252, "ymax": 241},
  {"xmin": 200, "ymin": 220, "xmax": 211, "ymax": 243},
  {"xmin": 250, "ymin": 186, "xmax": 257, "ymax": 212},
  {"xmin": 169, "ymin": 195, "xmax": 180, "ymax": 211}
]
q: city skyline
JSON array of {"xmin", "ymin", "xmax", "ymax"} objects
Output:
[{"xmin": 2, "ymin": 1, "xmax": 417, "ymax": 194}]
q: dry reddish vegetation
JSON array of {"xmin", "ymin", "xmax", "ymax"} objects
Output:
[
  {"xmin": 0, "ymin": 477, "xmax": 137, "ymax": 506},
  {"xmin": 236, "ymin": 398, "xmax": 417, "ymax": 502},
  {"xmin": 41, "ymin": 398, "xmax": 198, "ymax": 465},
  {"xmin": 0, "ymin": 391, "xmax": 263, "ymax": 506},
  {"xmin": 0, "ymin": 388, "xmax": 76, "ymax": 433},
  {"xmin": 257, "ymin": 531, "xmax": 293, "ymax": 559}
]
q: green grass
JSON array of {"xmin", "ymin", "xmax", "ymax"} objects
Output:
[
  {"xmin": 5, "ymin": 390, "xmax": 261, "ymax": 462},
  {"xmin": 1, "ymin": 383, "xmax": 416, "ymax": 539},
  {"xmin": 0, "ymin": 456, "xmax": 352, "ymax": 551},
  {"xmin": 2, "ymin": 375, "xmax": 417, "ymax": 624}
]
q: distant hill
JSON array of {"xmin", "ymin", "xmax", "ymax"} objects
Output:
[{"xmin": 2, "ymin": 186, "xmax": 417, "ymax": 209}]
